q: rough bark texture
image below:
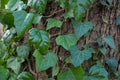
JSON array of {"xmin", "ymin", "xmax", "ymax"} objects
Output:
[
  {"xmin": 44, "ymin": 0, "xmax": 120, "ymax": 76},
  {"xmin": 20, "ymin": 0, "xmax": 120, "ymax": 79}
]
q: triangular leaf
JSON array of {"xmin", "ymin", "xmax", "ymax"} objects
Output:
[
  {"xmin": 106, "ymin": 58, "xmax": 118, "ymax": 72},
  {"xmin": 102, "ymin": 36, "xmax": 116, "ymax": 50},
  {"xmin": 13, "ymin": 10, "xmax": 34, "ymax": 38},
  {"xmin": 116, "ymin": 16, "xmax": 120, "ymax": 26},
  {"xmin": 33, "ymin": 50, "xmax": 58, "ymax": 72},
  {"xmin": 73, "ymin": 21, "xmax": 93, "ymax": 39},
  {"xmin": 69, "ymin": 46, "xmax": 92, "ymax": 67},
  {"xmin": 29, "ymin": 28, "xmax": 50, "ymax": 53},
  {"xmin": 52, "ymin": 66, "xmax": 60, "ymax": 77},
  {"xmin": 0, "ymin": 66, "xmax": 9, "ymax": 80},
  {"xmin": 46, "ymin": 18, "xmax": 63, "ymax": 30},
  {"xmin": 16, "ymin": 44, "xmax": 30, "ymax": 59},
  {"xmin": 58, "ymin": 66, "xmax": 84, "ymax": 80},
  {"xmin": 7, "ymin": 57, "xmax": 22, "ymax": 74},
  {"xmin": 100, "ymin": 47, "xmax": 107, "ymax": 55},
  {"xmin": 83, "ymin": 63, "xmax": 108, "ymax": 80},
  {"xmin": 32, "ymin": 50, "xmax": 44, "ymax": 72},
  {"xmin": 17, "ymin": 72, "xmax": 33, "ymax": 80},
  {"xmin": 27, "ymin": 0, "xmax": 48, "ymax": 14},
  {"xmin": 56, "ymin": 34, "xmax": 78, "ymax": 50}
]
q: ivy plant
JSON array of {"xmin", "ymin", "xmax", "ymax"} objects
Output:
[{"xmin": 0, "ymin": 0, "xmax": 119, "ymax": 80}]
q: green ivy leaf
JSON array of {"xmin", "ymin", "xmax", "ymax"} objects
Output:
[
  {"xmin": 116, "ymin": 16, "xmax": 120, "ymax": 26},
  {"xmin": 46, "ymin": 18, "xmax": 63, "ymax": 30},
  {"xmin": 83, "ymin": 63, "xmax": 108, "ymax": 80},
  {"xmin": 27, "ymin": 0, "xmax": 48, "ymax": 14},
  {"xmin": 47, "ymin": 78, "xmax": 55, "ymax": 80},
  {"xmin": 65, "ymin": 56, "xmax": 72, "ymax": 64},
  {"xmin": 17, "ymin": 72, "xmax": 33, "ymax": 80},
  {"xmin": 6, "ymin": 0, "xmax": 26, "ymax": 11},
  {"xmin": 16, "ymin": 44, "xmax": 30, "ymax": 59},
  {"xmin": 7, "ymin": 57, "xmax": 22, "ymax": 74},
  {"xmin": 102, "ymin": 36, "xmax": 116, "ymax": 50},
  {"xmin": 100, "ymin": 47, "xmax": 107, "ymax": 55},
  {"xmin": 2, "ymin": 28, "xmax": 16, "ymax": 43},
  {"xmin": 13, "ymin": 10, "xmax": 34, "ymax": 38},
  {"xmin": 73, "ymin": 21, "xmax": 93, "ymax": 39},
  {"xmin": 56, "ymin": 34, "xmax": 78, "ymax": 50},
  {"xmin": 55, "ymin": 0, "xmax": 67, "ymax": 8},
  {"xmin": 8, "ymin": 73, "xmax": 17, "ymax": 80},
  {"xmin": 63, "ymin": 10, "xmax": 74, "ymax": 18},
  {"xmin": 33, "ymin": 15, "xmax": 42, "ymax": 24},
  {"xmin": 106, "ymin": 58, "xmax": 118, "ymax": 72},
  {"xmin": 73, "ymin": 6, "xmax": 85, "ymax": 21},
  {"xmin": 77, "ymin": 0, "xmax": 91, "ymax": 8},
  {"xmin": 58, "ymin": 66, "xmax": 84, "ymax": 80},
  {"xmin": 57, "ymin": 0, "xmax": 95, "ymax": 22},
  {"xmin": 115, "ymin": 72, "xmax": 120, "ymax": 80},
  {"xmin": 69, "ymin": 46, "xmax": 92, "ymax": 67},
  {"xmin": 100, "ymin": 0, "xmax": 112, "ymax": 10},
  {"xmin": 0, "ymin": 66, "xmax": 9, "ymax": 80},
  {"xmin": 32, "ymin": 50, "xmax": 44, "ymax": 72},
  {"xmin": 0, "ymin": 41, "xmax": 8, "ymax": 64},
  {"xmin": 29, "ymin": 28, "xmax": 50, "ymax": 53},
  {"xmin": 1, "ymin": 12, "xmax": 14, "ymax": 28},
  {"xmin": 52, "ymin": 66, "xmax": 60, "ymax": 77},
  {"xmin": 33, "ymin": 50, "xmax": 58, "ymax": 72}
]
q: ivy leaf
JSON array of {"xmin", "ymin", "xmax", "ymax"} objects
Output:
[
  {"xmin": 56, "ymin": 34, "xmax": 78, "ymax": 50},
  {"xmin": 33, "ymin": 50, "xmax": 58, "ymax": 72},
  {"xmin": 77, "ymin": 0, "xmax": 91, "ymax": 9},
  {"xmin": 73, "ymin": 6, "xmax": 85, "ymax": 21},
  {"xmin": 100, "ymin": 0, "xmax": 112, "ymax": 10},
  {"xmin": 46, "ymin": 18, "xmax": 63, "ymax": 30},
  {"xmin": 33, "ymin": 15, "xmax": 42, "ymax": 24},
  {"xmin": 100, "ymin": 47, "xmax": 107, "ymax": 55},
  {"xmin": 8, "ymin": 73, "xmax": 17, "ymax": 80},
  {"xmin": 27, "ymin": 0, "xmax": 48, "ymax": 14},
  {"xmin": 17, "ymin": 72, "xmax": 33, "ymax": 80},
  {"xmin": 116, "ymin": 16, "xmax": 120, "ymax": 26},
  {"xmin": 13, "ymin": 10, "xmax": 34, "ymax": 38},
  {"xmin": 73, "ymin": 21, "xmax": 93, "ymax": 39},
  {"xmin": 58, "ymin": 66, "xmax": 84, "ymax": 80},
  {"xmin": 89, "ymin": 64, "xmax": 108, "ymax": 77},
  {"xmin": 55, "ymin": 0, "xmax": 67, "ymax": 8},
  {"xmin": 0, "ymin": 66, "xmax": 9, "ymax": 80},
  {"xmin": 106, "ymin": 58, "xmax": 118, "ymax": 72},
  {"xmin": 65, "ymin": 56, "xmax": 72, "ymax": 64},
  {"xmin": 102, "ymin": 36, "xmax": 116, "ymax": 50},
  {"xmin": 6, "ymin": 0, "xmax": 26, "ymax": 11},
  {"xmin": 52, "ymin": 66, "xmax": 60, "ymax": 77},
  {"xmin": 32, "ymin": 50, "xmax": 44, "ymax": 72},
  {"xmin": 83, "ymin": 63, "xmax": 108, "ymax": 80},
  {"xmin": 115, "ymin": 72, "xmax": 120, "ymax": 80},
  {"xmin": 6, "ymin": 0, "xmax": 20, "ymax": 11},
  {"xmin": 7, "ymin": 57, "xmax": 22, "ymax": 74},
  {"xmin": 29, "ymin": 28, "xmax": 50, "ymax": 53},
  {"xmin": 69, "ymin": 46, "xmax": 92, "ymax": 67},
  {"xmin": 63, "ymin": 10, "xmax": 74, "ymax": 18},
  {"xmin": 0, "ymin": 41, "xmax": 8, "ymax": 63},
  {"xmin": 16, "ymin": 44, "xmax": 30, "ymax": 59},
  {"xmin": 2, "ymin": 28, "xmax": 16, "ymax": 43},
  {"xmin": 1, "ymin": 13, "xmax": 14, "ymax": 28}
]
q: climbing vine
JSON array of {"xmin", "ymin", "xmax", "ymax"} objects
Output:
[{"xmin": 0, "ymin": 0, "xmax": 119, "ymax": 80}]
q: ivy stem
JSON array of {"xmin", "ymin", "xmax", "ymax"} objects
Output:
[
  {"xmin": 42, "ymin": 9, "xmax": 64, "ymax": 18},
  {"xmin": 27, "ymin": 59, "xmax": 37, "ymax": 77},
  {"xmin": 85, "ymin": 9, "xmax": 90, "ymax": 44}
]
